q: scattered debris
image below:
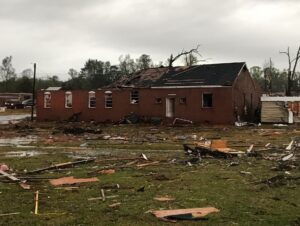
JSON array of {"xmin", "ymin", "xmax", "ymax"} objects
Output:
[
  {"xmin": 88, "ymin": 195, "xmax": 119, "ymax": 201},
  {"xmin": 240, "ymin": 171, "xmax": 252, "ymax": 175},
  {"xmin": 141, "ymin": 153, "xmax": 148, "ymax": 161},
  {"xmin": 49, "ymin": 176, "xmax": 99, "ymax": 186},
  {"xmin": 281, "ymin": 153, "xmax": 294, "ymax": 162},
  {"xmin": 0, "ymin": 212, "xmax": 20, "ymax": 217},
  {"xmin": 286, "ymin": 140, "xmax": 294, "ymax": 150},
  {"xmin": 137, "ymin": 186, "xmax": 145, "ymax": 192},
  {"xmin": 154, "ymin": 196, "xmax": 175, "ymax": 202},
  {"xmin": 0, "ymin": 170, "xmax": 30, "ymax": 189},
  {"xmin": 101, "ymin": 189, "xmax": 106, "ymax": 201},
  {"xmin": 97, "ymin": 169, "xmax": 115, "ymax": 175},
  {"xmin": 151, "ymin": 207, "xmax": 220, "ymax": 222},
  {"xmin": 137, "ymin": 161, "xmax": 160, "ymax": 168},
  {"xmin": 28, "ymin": 158, "xmax": 95, "ymax": 174},
  {"xmin": 257, "ymin": 174, "xmax": 300, "ymax": 187},
  {"xmin": 173, "ymin": 118, "xmax": 193, "ymax": 125},
  {"xmin": 0, "ymin": 163, "xmax": 9, "ymax": 171},
  {"xmin": 34, "ymin": 191, "xmax": 39, "ymax": 215},
  {"xmin": 109, "ymin": 202, "xmax": 121, "ymax": 208}
]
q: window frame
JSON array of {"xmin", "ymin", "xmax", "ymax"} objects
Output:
[
  {"xmin": 44, "ymin": 92, "xmax": 51, "ymax": 108},
  {"xmin": 88, "ymin": 91, "xmax": 96, "ymax": 108},
  {"xmin": 155, "ymin": 97, "xmax": 162, "ymax": 104},
  {"xmin": 130, "ymin": 90, "xmax": 139, "ymax": 104},
  {"xmin": 179, "ymin": 97, "xmax": 187, "ymax": 105},
  {"xmin": 104, "ymin": 91, "xmax": 112, "ymax": 108},
  {"xmin": 65, "ymin": 91, "xmax": 73, "ymax": 108},
  {"xmin": 202, "ymin": 93, "xmax": 213, "ymax": 108}
]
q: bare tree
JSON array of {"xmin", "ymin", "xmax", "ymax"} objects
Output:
[
  {"xmin": 280, "ymin": 46, "xmax": 300, "ymax": 96},
  {"xmin": 183, "ymin": 53, "xmax": 199, "ymax": 66},
  {"xmin": 168, "ymin": 45, "xmax": 201, "ymax": 68},
  {"xmin": 0, "ymin": 56, "xmax": 16, "ymax": 91}
]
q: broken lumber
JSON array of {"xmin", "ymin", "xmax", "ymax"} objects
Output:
[
  {"xmin": 0, "ymin": 170, "xmax": 30, "ymax": 190},
  {"xmin": 49, "ymin": 176, "xmax": 99, "ymax": 186},
  {"xmin": 28, "ymin": 158, "xmax": 95, "ymax": 174},
  {"xmin": 152, "ymin": 207, "xmax": 220, "ymax": 222}
]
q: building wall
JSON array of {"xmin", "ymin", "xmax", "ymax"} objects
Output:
[
  {"xmin": 37, "ymin": 87, "xmax": 235, "ymax": 124},
  {"xmin": 232, "ymin": 68, "xmax": 262, "ymax": 121}
]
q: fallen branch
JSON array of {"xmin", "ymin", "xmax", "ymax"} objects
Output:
[{"xmin": 27, "ymin": 158, "xmax": 95, "ymax": 174}]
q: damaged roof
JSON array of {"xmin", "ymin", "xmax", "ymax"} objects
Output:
[{"xmin": 112, "ymin": 62, "xmax": 246, "ymax": 88}]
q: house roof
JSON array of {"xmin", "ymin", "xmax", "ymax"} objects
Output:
[{"xmin": 112, "ymin": 62, "xmax": 246, "ymax": 88}]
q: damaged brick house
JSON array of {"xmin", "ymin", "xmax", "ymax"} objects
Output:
[{"xmin": 36, "ymin": 62, "xmax": 262, "ymax": 124}]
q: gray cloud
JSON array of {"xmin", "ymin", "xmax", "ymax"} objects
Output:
[{"xmin": 0, "ymin": 0, "xmax": 299, "ymax": 79}]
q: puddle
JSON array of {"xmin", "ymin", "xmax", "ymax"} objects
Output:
[
  {"xmin": 0, "ymin": 136, "xmax": 37, "ymax": 147},
  {"xmin": 2, "ymin": 150, "xmax": 47, "ymax": 158},
  {"xmin": 0, "ymin": 114, "xmax": 31, "ymax": 124}
]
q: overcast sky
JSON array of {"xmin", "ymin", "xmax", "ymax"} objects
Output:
[{"xmin": 1, "ymin": 0, "xmax": 299, "ymax": 80}]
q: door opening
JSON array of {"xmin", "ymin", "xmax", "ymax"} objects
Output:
[{"xmin": 166, "ymin": 97, "xmax": 175, "ymax": 117}]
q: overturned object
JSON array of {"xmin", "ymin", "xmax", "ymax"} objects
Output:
[
  {"xmin": 50, "ymin": 176, "xmax": 99, "ymax": 186},
  {"xmin": 152, "ymin": 207, "xmax": 220, "ymax": 222}
]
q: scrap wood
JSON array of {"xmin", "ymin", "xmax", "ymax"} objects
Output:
[
  {"xmin": 0, "ymin": 170, "xmax": 30, "ymax": 190},
  {"xmin": 281, "ymin": 153, "xmax": 294, "ymax": 161},
  {"xmin": 137, "ymin": 161, "xmax": 160, "ymax": 168},
  {"xmin": 34, "ymin": 191, "xmax": 39, "ymax": 215},
  {"xmin": 0, "ymin": 212, "xmax": 20, "ymax": 217},
  {"xmin": 154, "ymin": 196, "xmax": 175, "ymax": 202},
  {"xmin": 88, "ymin": 195, "xmax": 118, "ymax": 201},
  {"xmin": 49, "ymin": 176, "xmax": 99, "ymax": 186},
  {"xmin": 152, "ymin": 207, "xmax": 220, "ymax": 222},
  {"xmin": 109, "ymin": 202, "xmax": 121, "ymax": 208},
  {"xmin": 28, "ymin": 158, "xmax": 96, "ymax": 174},
  {"xmin": 286, "ymin": 140, "xmax": 294, "ymax": 150},
  {"xmin": 97, "ymin": 169, "xmax": 115, "ymax": 175}
]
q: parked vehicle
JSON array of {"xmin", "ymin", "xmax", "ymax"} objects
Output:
[
  {"xmin": 22, "ymin": 99, "xmax": 34, "ymax": 107},
  {"xmin": 4, "ymin": 100, "xmax": 24, "ymax": 109}
]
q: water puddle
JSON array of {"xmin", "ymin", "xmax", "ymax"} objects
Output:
[
  {"xmin": 0, "ymin": 136, "xmax": 37, "ymax": 147},
  {"xmin": 1, "ymin": 150, "xmax": 47, "ymax": 158},
  {"xmin": 0, "ymin": 114, "xmax": 31, "ymax": 124}
]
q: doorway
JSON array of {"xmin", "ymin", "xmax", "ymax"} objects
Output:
[{"xmin": 166, "ymin": 97, "xmax": 175, "ymax": 118}]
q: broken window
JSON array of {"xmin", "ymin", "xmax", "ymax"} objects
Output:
[
  {"xmin": 105, "ymin": 91, "xmax": 112, "ymax": 108},
  {"xmin": 155, "ymin": 97, "xmax": 162, "ymax": 104},
  {"xmin": 130, "ymin": 90, "xmax": 139, "ymax": 104},
  {"xmin": 88, "ymin": 91, "xmax": 96, "ymax": 108},
  {"xmin": 44, "ymin": 92, "xmax": 51, "ymax": 108},
  {"xmin": 179, "ymin": 97, "xmax": 187, "ymax": 104},
  {"xmin": 202, "ymin": 93, "xmax": 213, "ymax": 108},
  {"xmin": 65, "ymin": 91, "xmax": 72, "ymax": 108}
]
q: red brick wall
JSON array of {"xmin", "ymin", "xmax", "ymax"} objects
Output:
[
  {"xmin": 37, "ymin": 87, "xmax": 235, "ymax": 124},
  {"xmin": 232, "ymin": 67, "xmax": 262, "ymax": 121}
]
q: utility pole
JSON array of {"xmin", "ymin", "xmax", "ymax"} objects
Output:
[{"xmin": 31, "ymin": 63, "xmax": 36, "ymax": 121}]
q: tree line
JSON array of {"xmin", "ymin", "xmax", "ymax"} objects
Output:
[{"xmin": 0, "ymin": 46, "xmax": 299, "ymax": 95}]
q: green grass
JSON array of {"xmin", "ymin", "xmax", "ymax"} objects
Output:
[{"xmin": 0, "ymin": 123, "xmax": 299, "ymax": 226}]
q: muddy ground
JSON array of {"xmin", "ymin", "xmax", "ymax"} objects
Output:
[{"xmin": 0, "ymin": 119, "xmax": 299, "ymax": 226}]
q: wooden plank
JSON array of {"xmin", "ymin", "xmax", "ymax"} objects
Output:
[
  {"xmin": 0, "ymin": 170, "xmax": 20, "ymax": 182},
  {"xmin": 28, "ymin": 158, "xmax": 95, "ymax": 174}
]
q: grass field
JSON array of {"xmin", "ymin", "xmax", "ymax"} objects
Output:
[{"xmin": 0, "ymin": 121, "xmax": 299, "ymax": 226}]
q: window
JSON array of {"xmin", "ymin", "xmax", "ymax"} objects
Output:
[
  {"xmin": 179, "ymin": 97, "xmax": 187, "ymax": 104},
  {"xmin": 105, "ymin": 91, "xmax": 112, "ymax": 108},
  {"xmin": 202, "ymin": 93, "xmax": 212, "ymax": 107},
  {"xmin": 130, "ymin": 90, "xmax": 139, "ymax": 104},
  {"xmin": 88, "ymin": 91, "xmax": 96, "ymax": 108},
  {"xmin": 155, "ymin": 97, "xmax": 162, "ymax": 104},
  {"xmin": 65, "ymin": 91, "xmax": 72, "ymax": 108},
  {"xmin": 44, "ymin": 92, "xmax": 51, "ymax": 108}
]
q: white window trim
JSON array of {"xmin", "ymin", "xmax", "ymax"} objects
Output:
[
  {"xmin": 105, "ymin": 91, "xmax": 112, "ymax": 108},
  {"xmin": 88, "ymin": 91, "xmax": 96, "ymax": 108},
  {"xmin": 130, "ymin": 90, "xmax": 139, "ymax": 104},
  {"xmin": 44, "ymin": 92, "xmax": 51, "ymax": 108},
  {"xmin": 65, "ymin": 91, "xmax": 72, "ymax": 108}
]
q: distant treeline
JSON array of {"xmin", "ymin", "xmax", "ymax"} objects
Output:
[{"xmin": 0, "ymin": 54, "xmax": 299, "ymax": 94}]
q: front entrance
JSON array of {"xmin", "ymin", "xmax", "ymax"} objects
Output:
[{"xmin": 166, "ymin": 97, "xmax": 175, "ymax": 118}]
